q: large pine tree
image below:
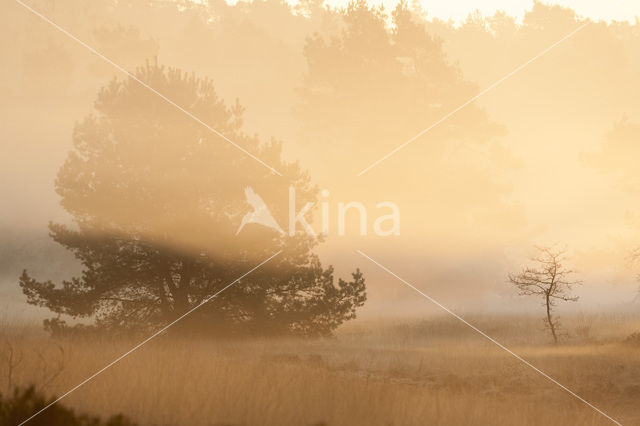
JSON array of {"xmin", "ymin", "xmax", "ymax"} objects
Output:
[{"xmin": 19, "ymin": 62, "xmax": 365, "ymax": 337}]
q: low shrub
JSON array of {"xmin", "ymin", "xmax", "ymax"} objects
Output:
[{"xmin": 0, "ymin": 386, "xmax": 136, "ymax": 426}]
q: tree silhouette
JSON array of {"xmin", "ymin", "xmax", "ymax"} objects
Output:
[
  {"xmin": 508, "ymin": 247, "xmax": 581, "ymax": 343},
  {"xmin": 19, "ymin": 62, "xmax": 365, "ymax": 337},
  {"xmin": 295, "ymin": 1, "xmax": 518, "ymax": 241}
]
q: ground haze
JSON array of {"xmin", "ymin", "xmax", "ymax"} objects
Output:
[{"xmin": 2, "ymin": 314, "xmax": 639, "ymax": 425}]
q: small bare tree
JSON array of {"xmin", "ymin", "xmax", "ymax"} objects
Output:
[
  {"xmin": 508, "ymin": 246, "xmax": 581, "ymax": 344},
  {"xmin": 1, "ymin": 341, "xmax": 23, "ymax": 389}
]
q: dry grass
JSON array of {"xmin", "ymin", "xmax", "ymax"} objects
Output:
[{"xmin": 1, "ymin": 314, "xmax": 639, "ymax": 425}]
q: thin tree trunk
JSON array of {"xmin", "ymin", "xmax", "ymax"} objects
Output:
[
  {"xmin": 545, "ymin": 294, "xmax": 557, "ymax": 344},
  {"xmin": 174, "ymin": 258, "xmax": 193, "ymax": 314}
]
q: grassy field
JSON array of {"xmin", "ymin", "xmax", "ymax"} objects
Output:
[{"xmin": 1, "ymin": 313, "xmax": 639, "ymax": 425}]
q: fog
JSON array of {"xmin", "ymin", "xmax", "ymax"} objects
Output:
[{"xmin": 2, "ymin": 0, "xmax": 640, "ymax": 322}]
